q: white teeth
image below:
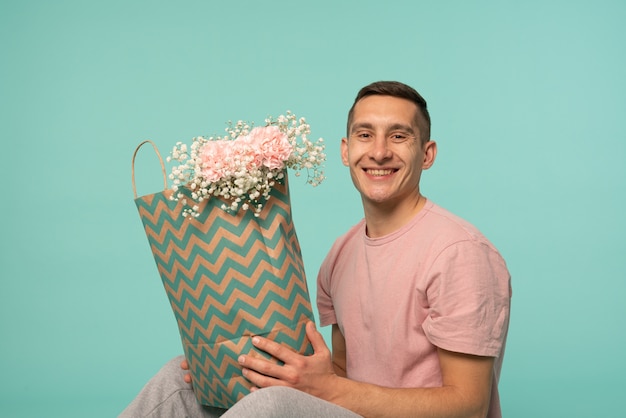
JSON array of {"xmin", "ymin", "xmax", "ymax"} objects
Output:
[{"xmin": 367, "ymin": 169, "xmax": 393, "ymax": 176}]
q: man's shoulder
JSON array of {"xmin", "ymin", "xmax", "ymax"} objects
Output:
[
  {"xmin": 422, "ymin": 201, "xmax": 487, "ymax": 241},
  {"xmin": 421, "ymin": 201, "xmax": 504, "ymax": 259}
]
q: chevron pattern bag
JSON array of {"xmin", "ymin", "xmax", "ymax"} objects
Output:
[{"xmin": 132, "ymin": 140, "xmax": 316, "ymax": 409}]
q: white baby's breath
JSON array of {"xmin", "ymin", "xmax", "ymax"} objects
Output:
[{"xmin": 166, "ymin": 111, "xmax": 325, "ymax": 218}]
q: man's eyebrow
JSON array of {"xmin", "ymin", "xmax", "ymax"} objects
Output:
[
  {"xmin": 350, "ymin": 122, "xmax": 374, "ymax": 133},
  {"xmin": 350, "ymin": 122, "xmax": 416, "ymax": 134},
  {"xmin": 388, "ymin": 123, "xmax": 416, "ymax": 134}
]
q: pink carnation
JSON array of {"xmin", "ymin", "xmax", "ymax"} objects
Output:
[
  {"xmin": 247, "ymin": 126, "xmax": 293, "ymax": 170},
  {"xmin": 232, "ymin": 135, "xmax": 262, "ymax": 172},
  {"xmin": 199, "ymin": 139, "xmax": 231, "ymax": 182},
  {"xmin": 198, "ymin": 126, "xmax": 293, "ymax": 183}
]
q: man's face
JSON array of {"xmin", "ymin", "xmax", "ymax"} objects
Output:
[{"xmin": 341, "ymin": 95, "xmax": 436, "ymax": 209}]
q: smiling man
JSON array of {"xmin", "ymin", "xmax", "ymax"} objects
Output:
[
  {"xmin": 238, "ymin": 81, "xmax": 511, "ymax": 418},
  {"xmin": 120, "ymin": 81, "xmax": 511, "ymax": 418},
  {"xmin": 341, "ymin": 88, "xmax": 436, "ymax": 237}
]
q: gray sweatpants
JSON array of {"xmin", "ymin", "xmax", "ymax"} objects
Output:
[{"xmin": 119, "ymin": 356, "xmax": 361, "ymax": 418}]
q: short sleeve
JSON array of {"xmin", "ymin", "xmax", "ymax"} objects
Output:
[
  {"xmin": 422, "ymin": 240, "xmax": 511, "ymax": 357},
  {"xmin": 316, "ymin": 251, "xmax": 337, "ymax": 327}
]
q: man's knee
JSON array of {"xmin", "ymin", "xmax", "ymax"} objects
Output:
[
  {"xmin": 159, "ymin": 355, "xmax": 187, "ymax": 379},
  {"xmin": 225, "ymin": 387, "xmax": 316, "ymax": 417},
  {"xmin": 134, "ymin": 355, "xmax": 190, "ymax": 398},
  {"xmin": 225, "ymin": 387, "xmax": 361, "ymax": 418},
  {"xmin": 248, "ymin": 386, "xmax": 300, "ymax": 402}
]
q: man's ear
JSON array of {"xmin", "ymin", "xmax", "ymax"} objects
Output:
[
  {"xmin": 422, "ymin": 140, "xmax": 437, "ymax": 169},
  {"xmin": 340, "ymin": 137, "xmax": 350, "ymax": 166}
]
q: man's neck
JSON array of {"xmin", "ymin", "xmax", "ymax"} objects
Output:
[{"xmin": 363, "ymin": 194, "xmax": 426, "ymax": 238}]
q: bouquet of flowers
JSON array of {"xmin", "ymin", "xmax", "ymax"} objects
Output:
[
  {"xmin": 132, "ymin": 110, "xmax": 325, "ymax": 407},
  {"xmin": 166, "ymin": 111, "xmax": 325, "ymax": 218}
]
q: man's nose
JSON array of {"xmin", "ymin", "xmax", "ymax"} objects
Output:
[{"xmin": 370, "ymin": 136, "xmax": 393, "ymax": 161}]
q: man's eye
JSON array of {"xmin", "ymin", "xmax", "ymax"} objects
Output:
[{"xmin": 390, "ymin": 134, "xmax": 408, "ymax": 142}]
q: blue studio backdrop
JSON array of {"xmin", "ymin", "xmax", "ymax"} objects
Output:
[{"xmin": 1, "ymin": 1, "xmax": 625, "ymax": 417}]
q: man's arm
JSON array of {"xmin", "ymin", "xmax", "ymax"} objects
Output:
[
  {"xmin": 331, "ymin": 324, "xmax": 348, "ymax": 377},
  {"xmin": 240, "ymin": 322, "xmax": 494, "ymax": 418}
]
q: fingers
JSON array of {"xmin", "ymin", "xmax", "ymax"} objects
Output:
[
  {"xmin": 241, "ymin": 366, "xmax": 279, "ymax": 389},
  {"xmin": 249, "ymin": 322, "xmax": 323, "ymax": 360},
  {"xmin": 239, "ymin": 354, "xmax": 285, "ymax": 388},
  {"xmin": 180, "ymin": 323, "xmax": 326, "ymax": 389},
  {"xmin": 180, "ymin": 359, "xmax": 192, "ymax": 384},
  {"xmin": 239, "ymin": 323, "xmax": 325, "ymax": 387},
  {"xmin": 249, "ymin": 335, "xmax": 295, "ymax": 362},
  {"xmin": 305, "ymin": 321, "xmax": 328, "ymax": 354}
]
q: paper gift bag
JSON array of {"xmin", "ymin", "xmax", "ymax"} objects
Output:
[{"xmin": 132, "ymin": 140, "xmax": 315, "ymax": 409}]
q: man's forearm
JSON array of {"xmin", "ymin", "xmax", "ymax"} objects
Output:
[{"xmin": 321, "ymin": 375, "xmax": 490, "ymax": 418}]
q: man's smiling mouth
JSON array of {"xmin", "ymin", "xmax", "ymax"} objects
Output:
[{"xmin": 365, "ymin": 169, "xmax": 396, "ymax": 176}]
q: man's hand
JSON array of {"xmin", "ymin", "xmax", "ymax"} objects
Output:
[{"xmin": 237, "ymin": 321, "xmax": 338, "ymax": 398}]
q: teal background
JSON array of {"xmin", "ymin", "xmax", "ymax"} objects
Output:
[{"xmin": 1, "ymin": 0, "xmax": 624, "ymax": 417}]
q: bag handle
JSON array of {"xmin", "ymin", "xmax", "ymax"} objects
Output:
[{"xmin": 132, "ymin": 140, "xmax": 168, "ymax": 198}]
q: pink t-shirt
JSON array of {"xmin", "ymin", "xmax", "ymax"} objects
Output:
[{"xmin": 317, "ymin": 200, "xmax": 511, "ymax": 418}]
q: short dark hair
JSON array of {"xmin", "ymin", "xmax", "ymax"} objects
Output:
[{"xmin": 347, "ymin": 81, "xmax": 431, "ymax": 142}]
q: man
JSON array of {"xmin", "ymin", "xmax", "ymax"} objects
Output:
[{"xmin": 120, "ymin": 81, "xmax": 511, "ymax": 418}]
